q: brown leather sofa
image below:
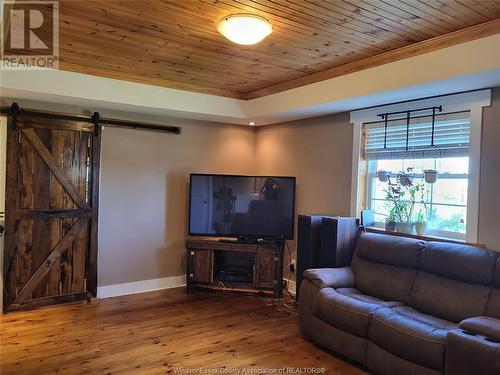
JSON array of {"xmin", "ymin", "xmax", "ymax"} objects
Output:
[{"xmin": 298, "ymin": 232, "xmax": 500, "ymax": 375}]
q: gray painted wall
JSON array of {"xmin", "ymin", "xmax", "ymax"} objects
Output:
[
  {"xmin": 98, "ymin": 122, "xmax": 256, "ymax": 286},
  {"xmin": 255, "ymin": 112, "xmax": 353, "ymax": 261},
  {"xmin": 478, "ymin": 87, "xmax": 500, "ymax": 250}
]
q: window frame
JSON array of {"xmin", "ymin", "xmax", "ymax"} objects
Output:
[{"xmin": 349, "ymin": 90, "xmax": 491, "ymax": 243}]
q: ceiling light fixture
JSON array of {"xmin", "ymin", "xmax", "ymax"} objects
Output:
[
  {"xmin": 249, "ymin": 121, "xmax": 256, "ymax": 126},
  {"xmin": 217, "ymin": 14, "xmax": 272, "ymax": 45}
]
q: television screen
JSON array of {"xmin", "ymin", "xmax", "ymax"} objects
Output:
[{"xmin": 188, "ymin": 174, "xmax": 296, "ymax": 239}]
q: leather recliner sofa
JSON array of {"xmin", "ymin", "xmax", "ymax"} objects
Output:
[{"xmin": 298, "ymin": 232, "xmax": 500, "ymax": 375}]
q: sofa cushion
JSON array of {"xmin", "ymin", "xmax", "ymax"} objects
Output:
[
  {"xmin": 352, "ymin": 255, "xmax": 418, "ymax": 304},
  {"xmin": 309, "ymin": 315, "xmax": 368, "ymax": 366},
  {"xmin": 409, "ymin": 271, "xmax": 491, "ymax": 322},
  {"xmin": 420, "ymin": 242, "xmax": 497, "ymax": 285},
  {"xmin": 355, "ymin": 232, "xmax": 424, "ymax": 267},
  {"xmin": 336, "ymin": 287, "xmax": 402, "ymax": 307},
  {"xmin": 313, "ymin": 287, "xmax": 401, "ymax": 338},
  {"xmin": 302, "ymin": 267, "xmax": 354, "ymax": 289},
  {"xmin": 369, "ymin": 306, "xmax": 458, "ymax": 370},
  {"xmin": 367, "ymin": 341, "xmax": 442, "ymax": 375}
]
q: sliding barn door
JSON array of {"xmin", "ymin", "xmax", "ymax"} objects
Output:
[{"xmin": 2, "ymin": 113, "xmax": 101, "ymax": 312}]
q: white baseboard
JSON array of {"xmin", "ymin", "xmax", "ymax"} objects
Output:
[
  {"xmin": 97, "ymin": 275, "xmax": 186, "ymax": 299},
  {"xmin": 283, "ymin": 278, "xmax": 296, "ymax": 296},
  {"xmin": 288, "ymin": 279, "xmax": 296, "ymax": 296},
  {"xmin": 98, "ymin": 275, "xmax": 291, "ymax": 299}
]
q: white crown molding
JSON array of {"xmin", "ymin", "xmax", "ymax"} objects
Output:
[{"xmin": 97, "ymin": 275, "xmax": 186, "ymax": 299}]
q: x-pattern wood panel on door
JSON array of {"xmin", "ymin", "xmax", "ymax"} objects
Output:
[{"xmin": 2, "ymin": 114, "xmax": 100, "ymax": 312}]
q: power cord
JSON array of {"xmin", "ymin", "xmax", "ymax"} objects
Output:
[
  {"xmin": 264, "ymin": 240, "xmax": 297, "ymax": 315},
  {"xmin": 213, "ymin": 241, "xmax": 297, "ymax": 315}
]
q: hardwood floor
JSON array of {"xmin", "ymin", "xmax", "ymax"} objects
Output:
[{"xmin": 0, "ymin": 288, "xmax": 366, "ymax": 375}]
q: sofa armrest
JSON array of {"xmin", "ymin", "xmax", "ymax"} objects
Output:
[
  {"xmin": 459, "ymin": 317, "xmax": 500, "ymax": 342},
  {"xmin": 302, "ymin": 267, "xmax": 355, "ymax": 289},
  {"xmin": 446, "ymin": 330, "xmax": 500, "ymax": 375}
]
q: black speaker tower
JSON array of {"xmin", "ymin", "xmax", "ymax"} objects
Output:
[{"xmin": 296, "ymin": 215, "xmax": 359, "ymax": 300}]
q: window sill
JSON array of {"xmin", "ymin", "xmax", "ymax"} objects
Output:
[{"xmin": 363, "ymin": 226, "xmax": 480, "ymax": 246}]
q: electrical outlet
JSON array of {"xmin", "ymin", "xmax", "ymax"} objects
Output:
[{"xmin": 290, "ymin": 260, "xmax": 296, "ymax": 273}]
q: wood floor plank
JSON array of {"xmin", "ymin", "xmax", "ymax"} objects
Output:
[{"xmin": 0, "ymin": 289, "xmax": 366, "ymax": 375}]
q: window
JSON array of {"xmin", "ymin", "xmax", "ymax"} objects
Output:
[
  {"xmin": 364, "ymin": 111, "xmax": 470, "ymax": 240},
  {"xmin": 349, "ymin": 90, "xmax": 492, "ymax": 243},
  {"xmin": 367, "ymin": 157, "xmax": 468, "ymax": 240}
]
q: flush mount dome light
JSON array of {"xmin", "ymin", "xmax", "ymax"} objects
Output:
[{"xmin": 217, "ymin": 14, "xmax": 272, "ymax": 45}]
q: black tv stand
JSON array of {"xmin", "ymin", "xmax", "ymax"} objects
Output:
[{"xmin": 218, "ymin": 236, "xmax": 285, "ymax": 245}]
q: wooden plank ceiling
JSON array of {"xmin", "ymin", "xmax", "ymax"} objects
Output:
[{"xmin": 58, "ymin": 0, "xmax": 500, "ymax": 99}]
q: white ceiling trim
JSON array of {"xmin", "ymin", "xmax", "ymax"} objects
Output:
[{"xmin": 1, "ymin": 34, "xmax": 500, "ymax": 126}]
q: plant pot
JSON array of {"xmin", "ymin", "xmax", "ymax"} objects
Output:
[
  {"xmin": 415, "ymin": 221, "xmax": 427, "ymax": 236},
  {"xmin": 377, "ymin": 170, "xmax": 390, "ymax": 182},
  {"xmin": 385, "ymin": 219, "xmax": 396, "ymax": 232},
  {"xmin": 424, "ymin": 169, "xmax": 438, "ymax": 184},
  {"xmin": 395, "ymin": 221, "xmax": 415, "ymax": 234}
]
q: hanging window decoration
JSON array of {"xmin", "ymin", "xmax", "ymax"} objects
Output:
[{"xmin": 369, "ymin": 106, "xmax": 447, "ymax": 185}]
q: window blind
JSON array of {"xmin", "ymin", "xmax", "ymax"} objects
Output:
[{"xmin": 364, "ymin": 111, "xmax": 470, "ymax": 160}]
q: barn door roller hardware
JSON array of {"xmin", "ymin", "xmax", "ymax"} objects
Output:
[
  {"xmin": 9, "ymin": 102, "xmax": 20, "ymax": 130},
  {"xmin": 91, "ymin": 112, "xmax": 100, "ymax": 137},
  {"xmin": 1, "ymin": 103, "xmax": 181, "ymax": 135}
]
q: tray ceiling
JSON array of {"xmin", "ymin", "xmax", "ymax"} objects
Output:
[{"xmin": 55, "ymin": 1, "xmax": 500, "ymax": 99}]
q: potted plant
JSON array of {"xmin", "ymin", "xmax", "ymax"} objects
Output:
[
  {"xmin": 377, "ymin": 170, "xmax": 390, "ymax": 182},
  {"xmin": 399, "ymin": 172, "xmax": 413, "ymax": 187},
  {"xmin": 384, "ymin": 170, "xmax": 425, "ymax": 235},
  {"xmin": 415, "ymin": 186, "xmax": 429, "ymax": 235},
  {"xmin": 415, "ymin": 209, "xmax": 427, "ymax": 236},
  {"xmin": 385, "ymin": 207, "xmax": 397, "ymax": 232},
  {"xmin": 424, "ymin": 169, "xmax": 438, "ymax": 184}
]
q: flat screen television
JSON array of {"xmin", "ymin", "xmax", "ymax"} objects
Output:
[{"xmin": 188, "ymin": 174, "xmax": 296, "ymax": 240}]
